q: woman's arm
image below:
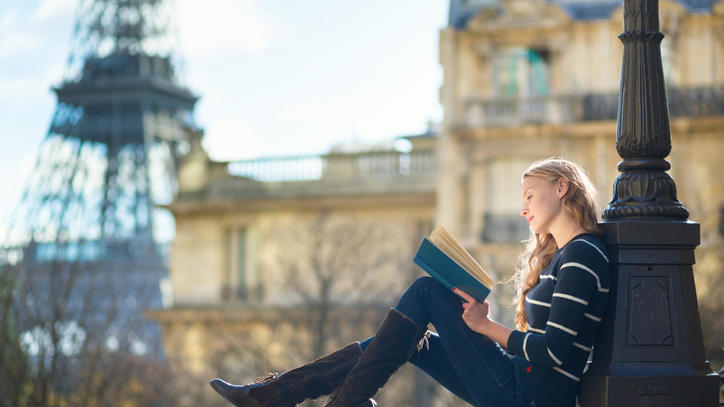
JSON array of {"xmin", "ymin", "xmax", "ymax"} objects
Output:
[{"xmin": 452, "ymin": 287, "xmax": 512, "ymax": 349}]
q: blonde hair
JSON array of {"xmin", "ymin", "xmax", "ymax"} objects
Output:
[{"xmin": 513, "ymin": 158, "xmax": 600, "ymax": 331}]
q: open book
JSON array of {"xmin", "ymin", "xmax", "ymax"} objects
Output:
[{"xmin": 413, "ymin": 225, "xmax": 494, "ymax": 303}]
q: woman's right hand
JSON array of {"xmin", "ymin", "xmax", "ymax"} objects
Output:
[{"xmin": 453, "ymin": 287, "xmax": 490, "ymax": 334}]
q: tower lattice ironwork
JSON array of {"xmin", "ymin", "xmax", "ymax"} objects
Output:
[{"xmin": 1, "ymin": 0, "xmax": 198, "ymax": 358}]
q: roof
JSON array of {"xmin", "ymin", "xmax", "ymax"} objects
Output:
[
  {"xmin": 677, "ymin": 0, "xmax": 719, "ymax": 11},
  {"xmin": 448, "ymin": 0, "xmax": 721, "ymax": 28},
  {"xmin": 555, "ymin": 0, "xmax": 620, "ymax": 20},
  {"xmin": 449, "ymin": 0, "xmax": 499, "ymax": 29}
]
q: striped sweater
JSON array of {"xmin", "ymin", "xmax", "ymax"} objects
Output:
[{"xmin": 507, "ymin": 233, "xmax": 610, "ymax": 383}]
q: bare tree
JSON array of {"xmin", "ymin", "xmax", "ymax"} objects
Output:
[
  {"xmin": 694, "ymin": 246, "xmax": 724, "ymax": 371},
  {"xmin": 266, "ymin": 212, "xmax": 406, "ymax": 357},
  {"xmin": 0, "ymin": 253, "xmax": 180, "ymax": 407},
  {"xmin": 195, "ymin": 211, "xmax": 418, "ymax": 406},
  {"xmin": 0, "ymin": 266, "xmax": 29, "ymax": 407}
]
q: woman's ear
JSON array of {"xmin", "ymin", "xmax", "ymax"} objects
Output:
[{"xmin": 557, "ymin": 178, "xmax": 570, "ymax": 198}]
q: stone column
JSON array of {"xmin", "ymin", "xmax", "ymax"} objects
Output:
[{"xmin": 579, "ymin": 0, "xmax": 720, "ymax": 405}]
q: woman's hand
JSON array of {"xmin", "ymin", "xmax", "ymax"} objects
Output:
[
  {"xmin": 453, "ymin": 287, "xmax": 513, "ymax": 348},
  {"xmin": 452, "ymin": 287, "xmax": 491, "ymax": 335}
]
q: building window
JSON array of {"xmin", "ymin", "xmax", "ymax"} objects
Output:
[
  {"xmin": 224, "ymin": 226, "xmax": 249, "ymax": 301},
  {"xmin": 480, "ymin": 159, "xmax": 530, "ymax": 243},
  {"xmin": 416, "ymin": 219, "xmax": 434, "ymax": 239},
  {"xmin": 661, "ymin": 38, "xmax": 675, "ymax": 86},
  {"xmin": 480, "ymin": 213, "xmax": 529, "ymax": 243},
  {"xmin": 493, "ymin": 47, "xmax": 550, "ymax": 98},
  {"xmin": 235, "ymin": 227, "xmax": 247, "ymax": 299}
]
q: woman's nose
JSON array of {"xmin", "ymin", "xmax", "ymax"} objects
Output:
[{"xmin": 520, "ymin": 208, "xmax": 528, "ymax": 217}]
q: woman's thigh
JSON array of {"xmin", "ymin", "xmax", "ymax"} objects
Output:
[{"xmin": 395, "ymin": 277, "xmax": 525, "ymax": 407}]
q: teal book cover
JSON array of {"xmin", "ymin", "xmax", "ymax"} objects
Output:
[{"xmin": 413, "ymin": 237, "xmax": 491, "ymax": 303}]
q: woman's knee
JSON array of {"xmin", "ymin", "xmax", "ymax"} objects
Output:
[
  {"xmin": 408, "ymin": 276, "xmax": 452, "ymax": 299},
  {"xmin": 359, "ymin": 336, "xmax": 374, "ymax": 351},
  {"xmin": 409, "ymin": 276, "xmax": 439, "ymax": 292},
  {"xmin": 396, "ymin": 277, "xmax": 439, "ymax": 323}
]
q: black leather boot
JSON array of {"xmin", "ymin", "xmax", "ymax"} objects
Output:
[
  {"xmin": 324, "ymin": 308, "xmax": 430, "ymax": 407},
  {"xmin": 210, "ymin": 342, "xmax": 363, "ymax": 407}
]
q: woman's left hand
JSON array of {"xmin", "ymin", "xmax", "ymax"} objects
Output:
[{"xmin": 452, "ymin": 287, "xmax": 491, "ymax": 335}]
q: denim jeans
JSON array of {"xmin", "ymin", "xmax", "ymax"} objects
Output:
[{"xmin": 360, "ymin": 277, "xmax": 537, "ymax": 407}]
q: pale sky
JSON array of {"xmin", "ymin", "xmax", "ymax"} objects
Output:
[{"xmin": 0, "ymin": 0, "xmax": 448, "ymax": 226}]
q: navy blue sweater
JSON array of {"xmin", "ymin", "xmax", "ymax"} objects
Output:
[{"xmin": 507, "ymin": 233, "xmax": 609, "ymax": 383}]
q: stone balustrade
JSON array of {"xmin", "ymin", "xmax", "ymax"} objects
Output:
[{"xmin": 226, "ymin": 149, "xmax": 436, "ymax": 182}]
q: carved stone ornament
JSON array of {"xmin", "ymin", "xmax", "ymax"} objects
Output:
[{"xmin": 500, "ymin": 0, "xmax": 547, "ymax": 19}]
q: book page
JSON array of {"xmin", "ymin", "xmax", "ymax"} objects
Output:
[{"xmin": 428, "ymin": 225, "xmax": 494, "ymax": 288}]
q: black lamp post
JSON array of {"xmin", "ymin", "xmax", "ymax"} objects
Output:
[{"xmin": 579, "ymin": 0, "xmax": 720, "ymax": 405}]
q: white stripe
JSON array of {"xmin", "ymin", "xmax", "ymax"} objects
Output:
[
  {"xmin": 553, "ymin": 366, "xmax": 580, "ymax": 382},
  {"xmin": 573, "ymin": 342, "xmax": 592, "ymax": 352},
  {"xmin": 540, "ymin": 274, "xmax": 557, "ymax": 281},
  {"xmin": 552, "ymin": 292, "xmax": 589, "ymax": 306},
  {"xmin": 547, "ymin": 347, "xmax": 563, "ymax": 365},
  {"xmin": 584, "ymin": 312, "xmax": 602, "ymax": 322},
  {"xmin": 547, "ymin": 321, "xmax": 578, "ymax": 335},
  {"xmin": 523, "ymin": 333, "xmax": 531, "ymax": 361},
  {"xmin": 560, "ymin": 262, "xmax": 610, "ymax": 293},
  {"xmin": 525, "ymin": 296, "xmax": 551, "ymax": 308},
  {"xmin": 528, "ymin": 327, "xmax": 546, "ymax": 334},
  {"xmin": 583, "ymin": 348, "xmax": 595, "ymax": 374},
  {"xmin": 571, "ymin": 239, "xmax": 609, "ymax": 263}
]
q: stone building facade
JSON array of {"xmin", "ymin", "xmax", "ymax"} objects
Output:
[
  {"xmin": 147, "ymin": 131, "xmax": 441, "ymax": 406},
  {"xmin": 148, "ymin": 1, "xmax": 724, "ymax": 405},
  {"xmin": 438, "ymin": 0, "xmax": 724, "ymax": 362}
]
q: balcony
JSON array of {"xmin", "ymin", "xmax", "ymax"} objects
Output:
[
  {"xmin": 179, "ymin": 149, "xmax": 438, "ymax": 206},
  {"xmin": 480, "ymin": 213, "xmax": 529, "ymax": 244},
  {"xmin": 225, "ymin": 149, "xmax": 436, "ymax": 182},
  {"xmin": 463, "ymin": 86, "xmax": 724, "ymax": 128},
  {"xmin": 465, "ymin": 94, "xmax": 581, "ymax": 127}
]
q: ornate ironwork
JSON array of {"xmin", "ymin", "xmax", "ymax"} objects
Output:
[
  {"xmin": 602, "ymin": 0, "xmax": 688, "ymax": 219},
  {"xmin": 480, "ymin": 213, "xmax": 528, "ymax": 243}
]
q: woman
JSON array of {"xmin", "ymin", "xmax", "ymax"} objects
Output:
[{"xmin": 210, "ymin": 157, "xmax": 610, "ymax": 407}]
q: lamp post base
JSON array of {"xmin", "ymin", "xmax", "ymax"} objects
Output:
[
  {"xmin": 578, "ymin": 221, "xmax": 720, "ymax": 407},
  {"xmin": 580, "ymin": 373, "xmax": 720, "ymax": 407}
]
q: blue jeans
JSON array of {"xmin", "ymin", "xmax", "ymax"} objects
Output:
[{"xmin": 360, "ymin": 277, "xmax": 537, "ymax": 407}]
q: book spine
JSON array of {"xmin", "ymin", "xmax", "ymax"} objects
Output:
[{"xmin": 413, "ymin": 255, "xmax": 454, "ymax": 291}]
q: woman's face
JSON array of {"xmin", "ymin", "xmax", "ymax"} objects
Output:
[{"xmin": 520, "ymin": 175, "xmax": 564, "ymax": 235}]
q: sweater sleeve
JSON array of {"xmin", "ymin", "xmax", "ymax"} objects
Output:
[{"xmin": 507, "ymin": 242, "xmax": 608, "ymax": 367}]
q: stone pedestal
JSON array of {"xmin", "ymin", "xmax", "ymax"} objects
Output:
[{"xmin": 579, "ymin": 220, "xmax": 719, "ymax": 406}]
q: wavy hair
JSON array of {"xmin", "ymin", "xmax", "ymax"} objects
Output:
[{"xmin": 513, "ymin": 158, "xmax": 601, "ymax": 331}]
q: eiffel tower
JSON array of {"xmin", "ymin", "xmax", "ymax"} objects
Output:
[{"xmin": 1, "ymin": 0, "xmax": 198, "ymax": 361}]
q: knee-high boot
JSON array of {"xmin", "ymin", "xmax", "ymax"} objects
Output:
[
  {"xmin": 210, "ymin": 342, "xmax": 363, "ymax": 407},
  {"xmin": 325, "ymin": 308, "xmax": 430, "ymax": 407}
]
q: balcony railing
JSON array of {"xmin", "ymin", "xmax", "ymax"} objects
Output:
[
  {"xmin": 225, "ymin": 150, "xmax": 436, "ymax": 182},
  {"xmin": 465, "ymin": 95, "xmax": 582, "ymax": 127},
  {"xmin": 464, "ymin": 86, "xmax": 724, "ymax": 127},
  {"xmin": 480, "ymin": 213, "xmax": 529, "ymax": 244}
]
